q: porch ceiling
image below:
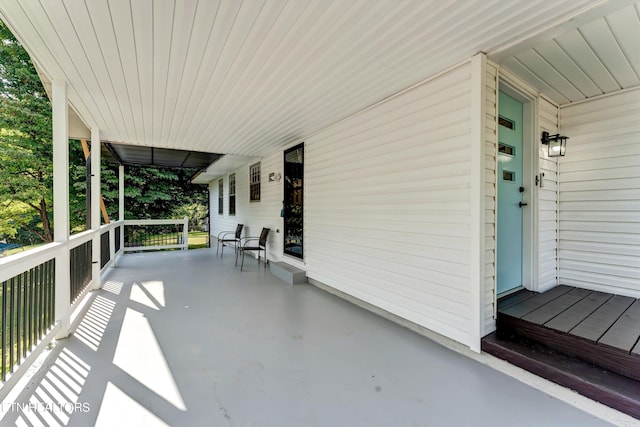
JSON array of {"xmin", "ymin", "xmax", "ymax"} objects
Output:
[
  {"xmin": 492, "ymin": 0, "xmax": 640, "ymax": 105},
  {"xmin": 0, "ymin": 0, "xmax": 601, "ymax": 157}
]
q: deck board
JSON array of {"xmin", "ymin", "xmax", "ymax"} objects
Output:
[
  {"xmin": 544, "ymin": 291, "xmax": 612, "ymax": 333},
  {"xmin": 598, "ymin": 300, "xmax": 640, "ymax": 352},
  {"xmin": 522, "ymin": 288, "xmax": 592, "ymax": 325},
  {"xmin": 497, "ymin": 289, "xmax": 536, "ymax": 310},
  {"xmin": 571, "ymin": 295, "xmax": 635, "ymax": 343},
  {"xmin": 500, "ymin": 285, "xmax": 572, "ymax": 319}
]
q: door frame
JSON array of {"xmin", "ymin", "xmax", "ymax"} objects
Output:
[
  {"xmin": 497, "ymin": 75, "xmax": 539, "ymax": 294},
  {"xmin": 283, "ymin": 143, "xmax": 304, "ymax": 260}
]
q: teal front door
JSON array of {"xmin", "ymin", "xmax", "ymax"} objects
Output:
[{"xmin": 497, "ymin": 91, "xmax": 525, "ymax": 295}]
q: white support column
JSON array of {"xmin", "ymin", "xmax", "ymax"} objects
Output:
[
  {"xmin": 91, "ymin": 127, "xmax": 101, "ymax": 290},
  {"xmin": 117, "ymin": 165, "xmax": 125, "ymax": 265},
  {"xmin": 182, "ymin": 216, "xmax": 189, "ymax": 250},
  {"xmin": 52, "ymin": 79, "xmax": 70, "ymax": 339},
  {"xmin": 119, "ymin": 165, "xmax": 125, "ymax": 221}
]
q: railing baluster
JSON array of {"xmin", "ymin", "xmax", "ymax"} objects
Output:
[
  {"xmin": 2, "ymin": 279, "xmax": 6, "ymax": 381},
  {"xmin": 40, "ymin": 261, "xmax": 45, "ymax": 337},
  {"xmin": 16, "ymin": 274, "xmax": 21, "ymax": 362},
  {"xmin": 9, "ymin": 277, "xmax": 15, "ymax": 373},
  {"xmin": 22, "ymin": 272, "xmax": 27, "ymax": 358},
  {"xmin": 30, "ymin": 265, "xmax": 35, "ymax": 350},
  {"xmin": 49, "ymin": 260, "xmax": 55, "ymax": 332}
]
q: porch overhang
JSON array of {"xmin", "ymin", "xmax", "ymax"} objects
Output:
[{"xmin": 0, "ymin": 0, "xmax": 612, "ymax": 158}]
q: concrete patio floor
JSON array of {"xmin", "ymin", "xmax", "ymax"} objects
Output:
[{"xmin": 0, "ymin": 249, "xmax": 613, "ymax": 426}]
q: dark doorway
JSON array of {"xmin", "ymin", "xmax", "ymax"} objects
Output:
[{"xmin": 284, "ymin": 144, "xmax": 304, "ymax": 259}]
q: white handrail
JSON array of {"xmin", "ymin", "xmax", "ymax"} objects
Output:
[
  {"xmin": 124, "ymin": 219, "xmax": 187, "ymax": 226},
  {"xmin": 69, "ymin": 229, "xmax": 95, "ymax": 250},
  {"xmin": 0, "ymin": 242, "xmax": 61, "ymax": 284}
]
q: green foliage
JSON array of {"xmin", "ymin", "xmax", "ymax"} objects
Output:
[
  {"xmin": 69, "ymin": 140, "xmax": 89, "ymax": 233},
  {"xmin": 0, "ymin": 22, "xmax": 53, "ymax": 242},
  {"xmin": 100, "ymin": 165, "xmax": 208, "ymax": 221},
  {"xmin": 0, "ymin": 21, "xmax": 209, "ymax": 243},
  {"xmin": 172, "ymin": 202, "xmax": 209, "ymax": 230}
]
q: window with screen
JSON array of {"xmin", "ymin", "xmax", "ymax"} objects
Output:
[
  {"xmin": 249, "ymin": 162, "xmax": 261, "ymax": 202},
  {"xmin": 218, "ymin": 179, "xmax": 223, "ymax": 215},
  {"xmin": 229, "ymin": 173, "xmax": 236, "ymax": 216}
]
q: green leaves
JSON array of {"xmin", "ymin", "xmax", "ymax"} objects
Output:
[
  {"xmin": 0, "ymin": 21, "xmax": 53, "ymax": 242},
  {"xmin": 0, "ymin": 21, "xmax": 208, "ymax": 243},
  {"xmin": 100, "ymin": 165, "xmax": 207, "ymax": 221}
]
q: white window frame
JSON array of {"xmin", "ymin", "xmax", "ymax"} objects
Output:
[
  {"xmin": 218, "ymin": 179, "xmax": 223, "ymax": 215},
  {"xmin": 229, "ymin": 173, "xmax": 236, "ymax": 216},
  {"xmin": 249, "ymin": 162, "xmax": 261, "ymax": 202}
]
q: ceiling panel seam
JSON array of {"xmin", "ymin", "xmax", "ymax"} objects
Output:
[
  {"xmin": 62, "ymin": 0, "xmax": 121, "ymax": 135},
  {"xmin": 192, "ymin": 0, "xmax": 311, "ymax": 151},
  {"xmin": 577, "ymin": 27, "xmax": 623, "ymax": 90},
  {"xmin": 14, "ymin": 1, "xmax": 103, "ymax": 133},
  {"xmin": 551, "ymin": 39, "xmax": 603, "ymax": 96},
  {"xmin": 167, "ymin": 0, "xmax": 221, "ymax": 145},
  {"xmin": 177, "ymin": 1, "xmax": 244, "ymax": 148},
  {"xmin": 530, "ymin": 48, "xmax": 589, "ymax": 99},
  {"xmin": 190, "ymin": 0, "xmax": 287, "ymax": 150},
  {"xmin": 604, "ymin": 16, "xmax": 640, "ymax": 82}
]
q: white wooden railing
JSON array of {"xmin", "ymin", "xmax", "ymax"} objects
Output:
[{"xmin": 0, "ymin": 216, "xmax": 189, "ymax": 398}]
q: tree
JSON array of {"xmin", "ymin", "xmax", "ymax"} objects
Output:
[
  {"xmin": 100, "ymin": 164, "xmax": 208, "ymax": 222},
  {"xmin": 0, "ymin": 22, "xmax": 54, "ymax": 242},
  {"xmin": 0, "ymin": 21, "xmax": 209, "ymax": 243}
]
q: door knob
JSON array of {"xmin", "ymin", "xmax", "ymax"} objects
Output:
[{"xmin": 519, "ymin": 202, "xmax": 528, "ymax": 208}]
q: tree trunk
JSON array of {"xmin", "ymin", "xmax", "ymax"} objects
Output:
[{"xmin": 40, "ymin": 198, "xmax": 53, "ymax": 243}]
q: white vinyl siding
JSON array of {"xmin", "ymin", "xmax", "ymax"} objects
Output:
[
  {"xmin": 305, "ymin": 63, "xmax": 474, "ymax": 346},
  {"xmin": 210, "ymin": 60, "xmax": 486, "ymax": 348},
  {"xmin": 538, "ymin": 97, "xmax": 560, "ymax": 292},
  {"xmin": 483, "ymin": 61, "xmax": 498, "ymax": 334},
  {"xmin": 558, "ymin": 88, "xmax": 640, "ymax": 298},
  {"xmin": 209, "ymin": 155, "xmax": 284, "ymax": 260}
]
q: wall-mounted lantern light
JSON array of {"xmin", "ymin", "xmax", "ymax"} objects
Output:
[
  {"xmin": 269, "ymin": 172, "xmax": 282, "ymax": 182},
  {"xmin": 541, "ymin": 131, "xmax": 568, "ymax": 157}
]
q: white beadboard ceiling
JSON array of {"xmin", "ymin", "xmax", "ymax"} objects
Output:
[
  {"xmin": 493, "ymin": 0, "xmax": 640, "ymax": 105},
  {"xmin": 0, "ymin": 0, "xmax": 620, "ymax": 157}
]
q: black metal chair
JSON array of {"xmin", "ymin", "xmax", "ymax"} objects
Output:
[
  {"xmin": 217, "ymin": 224, "xmax": 243, "ymax": 257},
  {"xmin": 236, "ymin": 228, "xmax": 270, "ymax": 271}
]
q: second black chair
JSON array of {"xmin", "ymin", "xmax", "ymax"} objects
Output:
[
  {"xmin": 236, "ymin": 228, "xmax": 270, "ymax": 271},
  {"xmin": 217, "ymin": 224, "xmax": 243, "ymax": 257}
]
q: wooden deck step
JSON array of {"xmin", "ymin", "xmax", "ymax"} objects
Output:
[
  {"xmin": 495, "ymin": 286, "xmax": 640, "ymax": 383},
  {"xmin": 482, "ymin": 332, "xmax": 640, "ymax": 420}
]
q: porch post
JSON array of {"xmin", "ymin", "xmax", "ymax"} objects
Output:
[
  {"xmin": 118, "ymin": 165, "xmax": 125, "ymax": 263},
  {"xmin": 91, "ymin": 127, "xmax": 101, "ymax": 290},
  {"xmin": 119, "ymin": 165, "xmax": 125, "ymax": 221},
  {"xmin": 52, "ymin": 79, "xmax": 71, "ymax": 339}
]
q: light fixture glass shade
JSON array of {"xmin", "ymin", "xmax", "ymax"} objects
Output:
[{"xmin": 548, "ymin": 137, "xmax": 566, "ymax": 157}]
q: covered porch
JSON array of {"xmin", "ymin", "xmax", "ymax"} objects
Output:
[
  {"xmin": 0, "ymin": 0, "xmax": 639, "ymax": 425},
  {"xmin": 0, "ymin": 249, "xmax": 611, "ymax": 426}
]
